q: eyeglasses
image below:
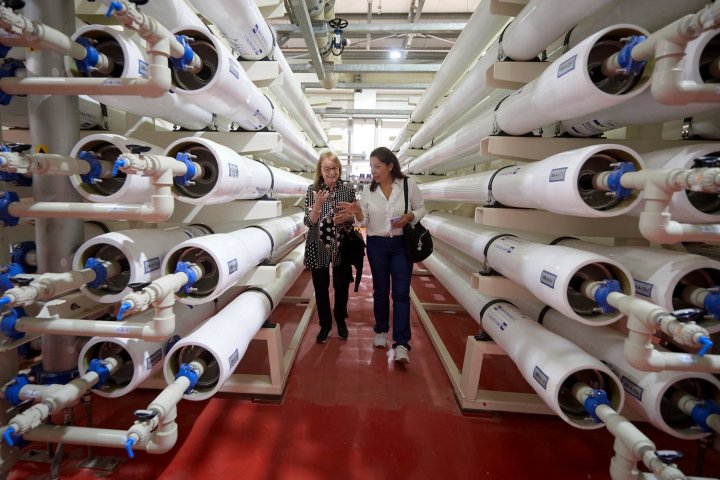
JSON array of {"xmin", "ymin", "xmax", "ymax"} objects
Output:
[{"xmin": 321, "ymin": 166, "xmax": 339, "ymax": 173}]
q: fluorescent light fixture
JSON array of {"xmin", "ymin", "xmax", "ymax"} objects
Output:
[{"xmin": 389, "ymin": 49, "xmax": 402, "ymax": 59}]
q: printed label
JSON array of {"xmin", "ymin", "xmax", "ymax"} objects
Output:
[
  {"xmin": 533, "ymin": 366, "xmax": 549, "ymax": 390},
  {"xmin": 541, "ymin": 270, "xmax": 557, "ymax": 289},
  {"xmin": 144, "ymin": 257, "xmax": 161, "ymax": 273},
  {"xmin": 229, "ymin": 61, "xmax": 240, "ymax": 80},
  {"xmin": 497, "ymin": 166, "xmax": 522, "ymax": 176},
  {"xmin": 699, "ymin": 224, "xmax": 720, "ymax": 233},
  {"xmin": 557, "ymin": 54, "xmax": 577, "ymax": 78},
  {"xmin": 228, "ymin": 258, "xmax": 238, "ymax": 274},
  {"xmin": 102, "ymin": 78, "xmax": 122, "ymax": 86},
  {"xmin": 621, "ymin": 376, "xmax": 643, "ymax": 401},
  {"xmin": 229, "ymin": 163, "xmax": 239, "ymax": 178},
  {"xmin": 24, "ymin": 389, "xmax": 42, "ymax": 399},
  {"xmin": 634, "ymin": 280, "xmax": 653, "ymax": 298},
  {"xmin": 485, "ymin": 304, "xmax": 514, "ymax": 332},
  {"xmin": 115, "ymin": 326, "xmax": 131, "ymax": 334},
  {"xmin": 229, "ymin": 348, "xmax": 240, "ymax": 368},
  {"xmin": 146, "ymin": 348, "xmax": 162, "ymax": 370},
  {"xmin": 549, "ymin": 167, "xmax": 567, "ymax": 183},
  {"xmin": 138, "ymin": 60, "xmax": 148, "ymax": 78},
  {"xmin": 491, "ymin": 237, "xmax": 518, "ymax": 255}
]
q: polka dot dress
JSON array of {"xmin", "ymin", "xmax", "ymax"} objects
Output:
[{"xmin": 303, "ymin": 181, "xmax": 356, "ymax": 269}]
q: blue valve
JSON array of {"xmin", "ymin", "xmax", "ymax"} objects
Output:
[
  {"xmin": 606, "ymin": 162, "xmax": 636, "ymax": 201},
  {"xmin": 125, "ymin": 437, "xmax": 135, "ymax": 458},
  {"xmin": 175, "ymin": 261, "xmax": 198, "ymax": 295},
  {"xmin": 117, "ymin": 301, "xmax": 132, "ymax": 321},
  {"xmin": 617, "ymin": 35, "xmax": 648, "ymax": 76},
  {"xmin": 0, "ymin": 191, "xmax": 20, "ymax": 227},
  {"xmin": 691, "ymin": 400, "xmax": 720, "ymax": 433},
  {"xmin": 4, "ymin": 374, "xmax": 30, "ymax": 406},
  {"xmin": 79, "ymin": 151, "xmax": 103, "ymax": 185},
  {"xmin": 3, "ymin": 426, "xmax": 19, "ymax": 447},
  {"xmin": 176, "ymin": 363, "xmax": 199, "ymax": 395},
  {"xmin": 74, "ymin": 37, "xmax": 100, "ymax": 76},
  {"xmin": 703, "ymin": 288, "xmax": 720, "ymax": 320},
  {"xmin": 1, "ymin": 263, "xmax": 23, "ymax": 292},
  {"xmin": 173, "ymin": 152, "xmax": 197, "ymax": 187},
  {"xmin": 87, "ymin": 358, "xmax": 111, "ymax": 389},
  {"xmin": 85, "ymin": 257, "xmax": 109, "ymax": 289},
  {"xmin": 171, "ymin": 35, "xmax": 196, "ymax": 72},
  {"xmin": 1, "ymin": 308, "xmax": 25, "ymax": 340},
  {"xmin": 593, "ymin": 279, "xmax": 621, "ymax": 314},
  {"xmin": 583, "ymin": 389, "xmax": 611, "ymax": 423},
  {"xmin": 697, "ymin": 336, "xmax": 713, "ymax": 357},
  {"xmin": 111, "ymin": 158, "xmax": 128, "ymax": 177},
  {"xmin": 105, "ymin": 1, "xmax": 123, "ymax": 17}
]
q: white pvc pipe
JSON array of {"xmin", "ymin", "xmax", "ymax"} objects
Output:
[
  {"xmin": 423, "ymin": 213, "xmax": 634, "ymax": 325},
  {"xmin": 137, "ymin": 0, "xmax": 207, "ymax": 32},
  {"xmin": 70, "ymin": 25, "xmax": 213, "ymax": 131},
  {"xmin": 419, "ymin": 144, "xmax": 644, "ymax": 218},
  {"xmin": 270, "ymin": 108, "xmax": 318, "ymax": 171},
  {"xmin": 163, "ymin": 244, "xmax": 305, "ymax": 400},
  {"xmin": 423, "ymin": 251, "xmax": 624, "ymax": 429},
  {"xmin": 535, "ymin": 305, "xmax": 720, "ymax": 440},
  {"xmin": 74, "ymin": 225, "xmax": 211, "ymax": 303},
  {"xmin": 560, "ymin": 30, "xmax": 720, "ymax": 137},
  {"xmin": 496, "ymin": 25, "xmax": 650, "ymax": 136},
  {"xmin": 690, "ymin": 110, "xmax": 720, "ymax": 140},
  {"xmin": 640, "ymin": 143, "xmax": 720, "ymax": 223},
  {"xmin": 170, "ymin": 26, "xmax": 273, "ymax": 131},
  {"xmin": 161, "ymin": 213, "xmax": 306, "ymax": 305},
  {"xmin": 163, "ymin": 137, "xmax": 310, "ymax": 204},
  {"xmin": 78, "ymin": 298, "xmax": 221, "ymax": 398}
]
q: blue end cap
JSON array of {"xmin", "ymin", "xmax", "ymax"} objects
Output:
[
  {"xmin": 11, "ymin": 241, "xmax": 36, "ymax": 273},
  {"xmin": 74, "ymin": 37, "xmax": 100, "ymax": 75},
  {"xmin": 583, "ymin": 389, "xmax": 611, "ymax": 423},
  {"xmin": 85, "ymin": 257, "xmax": 108, "ymax": 289},
  {"xmin": 0, "ymin": 44, "xmax": 11, "ymax": 59},
  {"xmin": 606, "ymin": 162, "xmax": 636, "ymax": 201},
  {"xmin": 704, "ymin": 289, "xmax": 720, "ymax": 320},
  {"xmin": 691, "ymin": 400, "xmax": 720, "ymax": 433},
  {"xmin": 87, "ymin": 358, "xmax": 111, "ymax": 389},
  {"xmin": 1, "ymin": 308, "xmax": 25, "ymax": 340},
  {"xmin": 79, "ymin": 151, "xmax": 103, "ymax": 185},
  {"xmin": 0, "ymin": 61, "xmax": 23, "ymax": 106},
  {"xmin": 171, "ymin": 35, "xmax": 195, "ymax": 72},
  {"xmin": 125, "ymin": 437, "xmax": 135, "ymax": 458},
  {"xmin": 111, "ymin": 158, "xmax": 127, "ymax": 177},
  {"xmin": 593, "ymin": 279, "xmax": 621, "ymax": 314},
  {"xmin": 0, "ymin": 191, "xmax": 20, "ymax": 227},
  {"xmin": 172, "ymin": 152, "xmax": 196, "ymax": 187},
  {"xmin": 117, "ymin": 301, "xmax": 131, "ymax": 321},
  {"xmin": 697, "ymin": 336, "xmax": 713, "ymax": 357},
  {"xmin": 176, "ymin": 363, "xmax": 199, "ymax": 395},
  {"xmin": 4, "ymin": 374, "xmax": 31, "ymax": 406},
  {"xmin": 1, "ymin": 263, "xmax": 23, "ymax": 292},
  {"xmin": 106, "ymin": 1, "xmax": 123, "ymax": 17},
  {"xmin": 617, "ymin": 35, "xmax": 648, "ymax": 76},
  {"xmin": 175, "ymin": 261, "xmax": 198, "ymax": 295}
]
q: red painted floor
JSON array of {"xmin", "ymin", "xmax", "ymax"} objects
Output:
[{"xmin": 8, "ymin": 260, "xmax": 720, "ymax": 479}]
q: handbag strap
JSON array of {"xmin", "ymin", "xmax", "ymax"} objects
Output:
[{"xmin": 403, "ymin": 177, "xmax": 409, "ymax": 214}]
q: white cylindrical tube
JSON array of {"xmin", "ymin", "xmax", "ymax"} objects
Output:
[
  {"xmin": 496, "ymin": 25, "xmax": 650, "ymax": 136},
  {"xmin": 690, "ymin": 110, "xmax": 720, "ymax": 140},
  {"xmin": 78, "ymin": 300, "xmax": 217, "ymax": 398},
  {"xmin": 419, "ymin": 145, "xmax": 644, "ymax": 218},
  {"xmin": 423, "ymin": 252, "xmax": 624, "ymax": 429},
  {"xmin": 270, "ymin": 108, "xmax": 318, "ymax": 171},
  {"xmin": 68, "ymin": 134, "xmax": 161, "ymax": 204},
  {"xmin": 423, "ymin": 214, "xmax": 634, "ymax": 325},
  {"xmin": 1, "ymin": 95, "xmax": 104, "ymax": 129},
  {"xmin": 187, "ymin": 0, "xmax": 274, "ymax": 60},
  {"xmin": 74, "ymin": 225, "xmax": 211, "ymax": 303},
  {"xmin": 640, "ymin": 143, "xmax": 720, "ymax": 223},
  {"xmin": 163, "ymin": 245, "xmax": 305, "ymax": 400},
  {"xmin": 70, "ymin": 25, "xmax": 213, "ymax": 130},
  {"xmin": 161, "ymin": 214, "xmax": 305, "ymax": 305},
  {"xmin": 138, "ymin": 0, "xmax": 208, "ymax": 31},
  {"xmin": 170, "ymin": 26, "xmax": 273, "ymax": 131},
  {"xmin": 538, "ymin": 306, "xmax": 720, "ymax": 439},
  {"xmin": 560, "ymin": 30, "xmax": 720, "ymax": 137}
]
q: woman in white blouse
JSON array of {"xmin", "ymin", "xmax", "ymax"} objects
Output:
[{"xmin": 338, "ymin": 147, "xmax": 426, "ymax": 364}]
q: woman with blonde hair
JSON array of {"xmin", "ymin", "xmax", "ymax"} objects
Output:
[{"xmin": 304, "ymin": 151, "xmax": 356, "ymax": 343}]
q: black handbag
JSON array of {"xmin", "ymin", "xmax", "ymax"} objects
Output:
[
  {"xmin": 338, "ymin": 226, "xmax": 366, "ymax": 292},
  {"xmin": 402, "ymin": 178, "xmax": 433, "ymax": 263}
]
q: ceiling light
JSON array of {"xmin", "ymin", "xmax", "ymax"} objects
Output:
[{"xmin": 389, "ymin": 50, "xmax": 401, "ymax": 59}]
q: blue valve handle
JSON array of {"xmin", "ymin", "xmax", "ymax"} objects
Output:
[
  {"xmin": 111, "ymin": 158, "xmax": 128, "ymax": 177},
  {"xmin": 79, "ymin": 151, "xmax": 103, "ymax": 185},
  {"xmin": 698, "ymin": 336, "xmax": 713, "ymax": 357},
  {"xmin": 85, "ymin": 257, "xmax": 109, "ymax": 289},
  {"xmin": 606, "ymin": 162, "xmax": 636, "ymax": 200},
  {"xmin": 593, "ymin": 280, "xmax": 621, "ymax": 314},
  {"xmin": 703, "ymin": 288, "xmax": 720, "ymax": 320},
  {"xmin": 74, "ymin": 37, "xmax": 100, "ymax": 75},
  {"xmin": 173, "ymin": 152, "xmax": 197, "ymax": 187},
  {"xmin": 617, "ymin": 35, "xmax": 648, "ymax": 76},
  {"xmin": 583, "ymin": 389, "xmax": 611, "ymax": 423},
  {"xmin": 1, "ymin": 263, "xmax": 23, "ymax": 292},
  {"xmin": 175, "ymin": 261, "xmax": 198, "ymax": 295},
  {"xmin": 117, "ymin": 301, "xmax": 132, "ymax": 321},
  {"xmin": 691, "ymin": 400, "xmax": 720, "ymax": 433},
  {"xmin": 4, "ymin": 374, "xmax": 30, "ymax": 406},
  {"xmin": 0, "ymin": 296, "xmax": 10, "ymax": 307},
  {"xmin": 176, "ymin": 363, "xmax": 199, "ymax": 395},
  {"xmin": 87, "ymin": 358, "xmax": 111, "ymax": 389},
  {"xmin": 106, "ymin": 1, "xmax": 123, "ymax": 17},
  {"xmin": 0, "ymin": 191, "xmax": 20, "ymax": 227},
  {"xmin": 3, "ymin": 426, "xmax": 17, "ymax": 447},
  {"xmin": 125, "ymin": 437, "xmax": 135, "ymax": 458},
  {"xmin": 171, "ymin": 35, "xmax": 196, "ymax": 72}
]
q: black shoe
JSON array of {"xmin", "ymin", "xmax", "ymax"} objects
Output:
[
  {"xmin": 316, "ymin": 327, "xmax": 331, "ymax": 344},
  {"xmin": 337, "ymin": 323, "xmax": 348, "ymax": 341}
]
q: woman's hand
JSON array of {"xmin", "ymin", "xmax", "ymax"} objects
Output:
[
  {"xmin": 336, "ymin": 201, "xmax": 360, "ymax": 215},
  {"xmin": 313, "ymin": 189, "xmax": 331, "ymax": 211},
  {"xmin": 390, "ymin": 213, "xmax": 414, "ymax": 228},
  {"xmin": 333, "ymin": 212, "xmax": 354, "ymax": 224}
]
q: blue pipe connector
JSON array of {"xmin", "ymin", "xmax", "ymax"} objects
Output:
[
  {"xmin": 0, "ymin": 191, "xmax": 20, "ymax": 227},
  {"xmin": 171, "ymin": 35, "xmax": 196, "ymax": 72},
  {"xmin": 87, "ymin": 358, "xmax": 111, "ymax": 389},
  {"xmin": 175, "ymin": 261, "xmax": 198, "ymax": 295},
  {"xmin": 79, "ymin": 151, "xmax": 103, "ymax": 185},
  {"xmin": 691, "ymin": 400, "xmax": 720, "ymax": 433},
  {"xmin": 4, "ymin": 374, "xmax": 30, "ymax": 406},
  {"xmin": 125, "ymin": 437, "xmax": 136, "ymax": 458},
  {"xmin": 74, "ymin": 37, "xmax": 100, "ymax": 76},
  {"xmin": 173, "ymin": 152, "xmax": 197, "ymax": 187},
  {"xmin": 176, "ymin": 363, "xmax": 199, "ymax": 395},
  {"xmin": 593, "ymin": 279, "xmax": 621, "ymax": 314},
  {"xmin": 606, "ymin": 162, "xmax": 635, "ymax": 201},
  {"xmin": 703, "ymin": 288, "xmax": 720, "ymax": 320},
  {"xmin": 1, "ymin": 263, "xmax": 23, "ymax": 292},
  {"xmin": 1, "ymin": 308, "xmax": 25, "ymax": 340},
  {"xmin": 85, "ymin": 257, "xmax": 109, "ymax": 289},
  {"xmin": 616, "ymin": 35, "xmax": 648, "ymax": 76},
  {"xmin": 583, "ymin": 389, "xmax": 611, "ymax": 423}
]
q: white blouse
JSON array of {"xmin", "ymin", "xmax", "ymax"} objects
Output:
[{"xmin": 358, "ymin": 177, "xmax": 427, "ymax": 237}]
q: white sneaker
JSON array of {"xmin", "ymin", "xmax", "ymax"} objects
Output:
[
  {"xmin": 394, "ymin": 345, "xmax": 410, "ymax": 364},
  {"xmin": 373, "ymin": 332, "xmax": 388, "ymax": 348}
]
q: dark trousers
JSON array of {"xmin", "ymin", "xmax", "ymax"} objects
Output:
[
  {"xmin": 311, "ymin": 263, "xmax": 351, "ymax": 329},
  {"xmin": 366, "ymin": 235, "xmax": 413, "ymax": 349}
]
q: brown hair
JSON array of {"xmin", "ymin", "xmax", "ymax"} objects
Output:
[
  {"xmin": 313, "ymin": 151, "xmax": 342, "ymax": 192},
  {"xmin": 369, "ymin": 146, "xmax": 406, "ymax": 192}
]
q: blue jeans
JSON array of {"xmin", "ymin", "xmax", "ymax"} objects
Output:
[{"xmin": 366, "ymin": 235, "xmax": 413, "ymax": 349}]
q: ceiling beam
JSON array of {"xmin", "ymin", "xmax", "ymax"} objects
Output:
[
  {"xmin": 303, "ymin": 82, "xmax": 430, "ymax": 90},
  {"xmin": 273, "ymin": 22, "xmax": 466, "ymax": 36},
  {"xmin": 290, "ymin": 63, "xmax": 441, "ymax": 73},
  {"xmin": 287, "ymin": 0, "xmax": 326, "ymax": 81},
  {"xmin": 314, "ymin": 108, "xmax": 414, "ymax": 118}
]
